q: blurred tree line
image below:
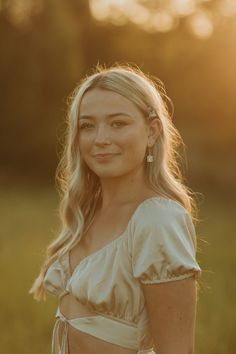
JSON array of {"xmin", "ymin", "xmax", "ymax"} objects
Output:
[{"xmin": 0, "ymin": 0, "xmax": 235, "ymax": 195}]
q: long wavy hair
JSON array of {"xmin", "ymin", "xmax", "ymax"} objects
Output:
[{"xmin": 29, "ymin": 63, "xmax": 200, "ymax": 301}]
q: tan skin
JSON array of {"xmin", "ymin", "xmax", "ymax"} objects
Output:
[{"xmin": 59, "ymin": 88, "xmax": 197, "ymax": 354}]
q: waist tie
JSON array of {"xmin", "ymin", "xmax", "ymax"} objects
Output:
[
  {"xmin": 52, "ymin": 307, "xmax": 156, "ymax": 354},
  {"xmin": 52, "ymin": 310, "xmax": 69, "ymax": 354}
]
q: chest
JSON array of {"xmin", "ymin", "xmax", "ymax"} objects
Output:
[{"xmin": 69, "ymin": 206, "xmax": 137, "ymax": 275}]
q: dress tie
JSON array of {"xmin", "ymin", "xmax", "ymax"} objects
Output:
[
  {"xmin": 52, "ymin": 307, "xmax": 157, "ymax": 354},
  {"xmin": 52, "ymin": 310, "xmax": 69, "ymax": 354}
]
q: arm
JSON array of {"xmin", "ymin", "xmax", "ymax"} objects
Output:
[{"xmin": 142, "ymin": 277, "xmax": 198, "ymax": 354}]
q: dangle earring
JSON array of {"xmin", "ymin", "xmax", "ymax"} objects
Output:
[{"xmin": 146, "ymin": 145, "xmax": 154, "ymax": 163}]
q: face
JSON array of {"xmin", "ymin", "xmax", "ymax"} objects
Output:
[{"xmin": 78, "ymin": 88, "xmax": 159, "ymax": 179}]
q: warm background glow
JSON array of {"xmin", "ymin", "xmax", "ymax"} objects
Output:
[
  {"xmin": 0, "ymin": 1, "xmax": 235, "ymax": 354},
  {"xmin": 89, "ymin": 0, "xmax": 236, "ymax": 38}
]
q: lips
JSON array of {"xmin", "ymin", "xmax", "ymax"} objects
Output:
[
  {"xmin": 92, "ymin": 153, "xmax": 120, "ymax": 159},
  {"xmin": 93, "ymin": 153, "xmax": 119, "ymax": 157}
]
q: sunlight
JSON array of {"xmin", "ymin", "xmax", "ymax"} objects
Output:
[
  {"xmin": 127, "ymin": 3, "xmax": 150, "ymax": 26},
  {"xmin": 106, "ymin": 5, "xmax": 127, "ymax": 26},
  {"xmin": 109, "ymin": 0, "xmax": 127, "ymax": 5},
  {"xmin": 90, "ymin": 0, "xmax": 128, "ymax": 24},
  {"xmin": 2, "ymin": 0, "xmax": 236, "ymax": 37},
  {"xmin": 170, "ymin": 0, "xmax": 196, "ymax": 17},
  {"xmin": 145, "ymin": 11, "xmax": 176, "ymax": 33},
  {"xmin": 188, "ymin": 11, "xmax": 214, "ymax": 39},
  {"xmin": 89, "ymin": 0, "xmax": 236, "ymax": 38},
  {"xmin": 7, "ymin": 1, "xmax": 32, "ymax": 26},
  {"xmin": 90, "ymin": 0, "xmax": 111, "ymax": 21},
  {"xmin": 218, "ymin": 0, "xmax": 236, "ymax": 17},
  {"xmin": 5, "ymin": 0, "xmax": 43, "ymax": 27}
]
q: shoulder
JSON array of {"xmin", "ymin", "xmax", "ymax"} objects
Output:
[
  {"xmin": 127, "ymin": 196, "xmax": 201, "ymax": 283},
  {"xmin": 130, "ymin": 197, "xmax": 192, "ymax": 232},
  {"xmin": 127, "ymin": 196, "xmax": 197, "ymax": 252}
]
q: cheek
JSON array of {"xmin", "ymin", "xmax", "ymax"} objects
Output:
[
  {"xmin": 121, "ymin": 129, "xmax": 148, "ymax": 154},
  {"xmin": 78, "ymin": 134, "xmax": 90, "ymax": 155}
]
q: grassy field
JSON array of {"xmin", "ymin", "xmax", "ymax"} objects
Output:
[{"xmin": 1, "ymin": 185, "xmax": 235, "ymax": 354}]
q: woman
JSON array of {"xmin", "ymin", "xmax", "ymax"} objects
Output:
[{"xmin": 30, "ymin": 64, "xmax": 202, "ymax": 354}]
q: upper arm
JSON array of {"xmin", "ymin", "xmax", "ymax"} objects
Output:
[
  {"xmin": 142, "ymin": 276, "xmax": 198, "ymax": 354},
  {"xmin": 128, "ymin": 199, "xmax": 202, "ymax": 354}
]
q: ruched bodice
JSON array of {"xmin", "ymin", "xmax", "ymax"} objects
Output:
[{"xmin": 43, "ymin": 197, "xmax": 202, "ymax": 354}]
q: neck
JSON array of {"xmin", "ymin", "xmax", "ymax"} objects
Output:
[{"xmin": 98, "ymin": 167, "xmax": 152, "ymax": 210}]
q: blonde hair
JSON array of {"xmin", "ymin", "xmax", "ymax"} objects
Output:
[{"xmin": 29, "ymin": 63, "xmax": 200, "ymax": 301}]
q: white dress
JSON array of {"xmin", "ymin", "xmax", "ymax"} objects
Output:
[{"xmin": 43, "ymin": 197, "xmax": 202, "ymax": 354}]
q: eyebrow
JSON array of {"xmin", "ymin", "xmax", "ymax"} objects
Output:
[{"xmin": 79, "ymin": 113, "xmax": 132, "ymax": 119}]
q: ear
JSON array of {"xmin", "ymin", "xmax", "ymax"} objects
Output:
[{"xmin": 147, "ymin": 118, "xmax": 162, "ymax": 147}]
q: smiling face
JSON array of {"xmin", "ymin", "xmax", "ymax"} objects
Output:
[{"xmin": 78, "ymin": 88, "xmax": 157, "ymax": 180}]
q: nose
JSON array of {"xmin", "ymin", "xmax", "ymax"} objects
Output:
[{"xmin": 94, "ymin": 124, "xmax": 111, "ymax": 146}]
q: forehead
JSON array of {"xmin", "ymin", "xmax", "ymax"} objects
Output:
[{"xmin": 79, "ymin": 88, "xmax": 142, "ymax": 117}]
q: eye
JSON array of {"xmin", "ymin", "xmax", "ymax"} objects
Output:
[
  {"xmin": 111, "ymin": 120, "xmax": 128, "ymax": 128},
  {"xmin": 79, "ymin": 122, "xmax": 94, "ymax": 130}
]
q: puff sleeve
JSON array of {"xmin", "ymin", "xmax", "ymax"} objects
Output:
[{"xmin": 129, "ymin": 198, "xmax": 202, "ymax": 284}]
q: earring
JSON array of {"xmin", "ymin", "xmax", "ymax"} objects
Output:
[{"xmin": 146, "ymin": 146, "xmax": 154, "ymax": 163}]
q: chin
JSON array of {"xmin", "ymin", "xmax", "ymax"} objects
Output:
[
  {"xmin": 85, "ymin": 159, "xmax": 140, "ymax": 180},
  {"xmin": 93, "ymin": 170, "xmax": 124, "ymax": 179},
  {"xmin": 87, "ymin": 164, "xmax": 128, "ymax": 179}
]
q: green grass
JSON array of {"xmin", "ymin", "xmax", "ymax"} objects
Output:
[
  {"xmin": 1, "ymin": 186, "xmax": 235, "ymax": 354},
  {"xmin": 1, "ymin": 186, "xmax": 58, "ymax": 354},
  {"xmin": 195, "ymin": 194, "xmax": 236, "ymax": 354}
]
